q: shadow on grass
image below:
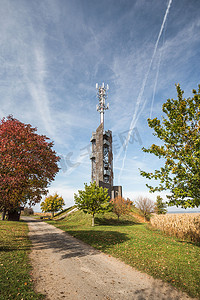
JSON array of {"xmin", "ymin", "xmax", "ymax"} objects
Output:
[
  {"xmin": 178, "ymin": 240, "xmax": 200, "ymax": 247},
  {"xmin": 66, "ymin": 230, "xmax": 130, "ymax": 251},
  {"xmin": 21, "ymin": 217, "xmax": 44, "ymax": 223},
  {"xmin": 94, "ymin": 216, "xmax": 140, "ymax": 226},
  {"xmin": 0, "ymin": 245, "xmax": 30, "ymax": 252}
]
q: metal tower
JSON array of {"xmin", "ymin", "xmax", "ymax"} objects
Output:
[
  {"xmin": 90, "ymin": 83, "xmax": 113, "ymax": 186},
  {"xmin": 90, "ymin": 83, "xmax": 122, "ymax": 199}
]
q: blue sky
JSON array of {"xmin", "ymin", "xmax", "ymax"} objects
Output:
[{"xmin": 1, "ymin": 0, "xmax": 200, "ymax": 212}]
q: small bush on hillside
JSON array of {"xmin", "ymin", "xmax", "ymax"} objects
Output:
[
  {"xmin": 110, "ymin": 196, "xmax": 132, "ymax": 220},
  {"xmin": 154, "ymin": 196, "xmax": 167, "ymax": 214},
  {"xmin": 23, "ymin": 207, "xmax": 34, "ymax": 216},
  {"xmin": 135, "ymin": 196, "xmax": 154, "ymax": 221}
]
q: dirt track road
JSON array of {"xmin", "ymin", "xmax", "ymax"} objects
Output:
[{"xmin": 24, "ymin": 217, "xmax": 194, "ymax": 300}]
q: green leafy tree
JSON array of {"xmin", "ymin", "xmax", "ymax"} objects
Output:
[
  {"xmin": 140, "ymin": 84, "xmax": 200, "ymax": 208},
  {"xmin": 110, "ymin": 196, "xmax": 132, "ymax": 220},
  {"xmin": 41, "ymin": 193, "xmax": 65, "ymax": 217},
  {"xmin": 154, "ymin": 196, "xmax": 167, "ymax": 214},
  {"xmin": 74, "ymin": 181, "xmax": 110, "ymax": 226}
]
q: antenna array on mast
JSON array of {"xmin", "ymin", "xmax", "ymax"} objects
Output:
[{"xmin": 96, "ymin": 82, "xmax": 109, "ymax": 127}]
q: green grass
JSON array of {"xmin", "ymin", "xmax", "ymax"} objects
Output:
[
  {"xmin": 0, "ymin": 220, "xmax": 44, "ymax": 300},
  {"xmin": 49, "ymin": 210, "xmax": 200, "ymax": 299}
]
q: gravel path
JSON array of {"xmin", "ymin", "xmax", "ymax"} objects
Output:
[{"xmin": 24, "ymin": 217, "xmax": 194, "ymax": 300}]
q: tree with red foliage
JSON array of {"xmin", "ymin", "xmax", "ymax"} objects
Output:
[
  {"xmin": 110, "ymin": 196, "xmax": 132, "ymax": 220},
  {"xmin": 0, "ymin": 116, "xmax": 60, "ymax": 220}
]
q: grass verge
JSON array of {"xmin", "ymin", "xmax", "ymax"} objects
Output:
[
  {"xmin": 0, "ymin": 220, "xmax": 44, "ymax": 300},
  {"xmin": 49, "ymin": 210, "xmax": 200, "ymax": 299}
]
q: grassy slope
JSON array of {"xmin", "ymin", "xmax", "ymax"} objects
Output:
[
  {"xmin": 53, "ymin": 205, "xmax": 76, "ymax": 219},
  {"xmin": 49, "ymin": 210, "xmax": 200, "ymax": 299},
  {"xmin": 0, "ymin": 220, "xmax": 44, "ymax": 300}
]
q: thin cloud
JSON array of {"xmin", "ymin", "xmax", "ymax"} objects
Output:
[
  {"xmin": 26, "ymin": 46, "xmax": 54, "ymax": 135},
  {"xmin": 118, "ymin": 0, "xmax": 173, "ymax": 183}
]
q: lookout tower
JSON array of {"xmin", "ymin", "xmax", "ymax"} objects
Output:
[{"xmin": 90, "ymin": 83, "xmax": 122, "ymax": 199}]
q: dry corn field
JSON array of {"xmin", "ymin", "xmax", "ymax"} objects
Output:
[
  {"xmin": 33, "ymin": 212, "xmax": 52, "ymax": 216},
  {"xmin": 150, "ymin": 213, "xmax": 200, "ymax": 243}
]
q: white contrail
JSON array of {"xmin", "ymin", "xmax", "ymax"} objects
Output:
[
  {"xmin": 117, "ymin": 0, "xmax": 173, "ymax": 184},
  {"xmin": 150, "ymin": 12, "xmax": 168, "ymax": 119},
  {"xmin": 150, "ymin": 49, "xmax": 162, "ymax": 119}
]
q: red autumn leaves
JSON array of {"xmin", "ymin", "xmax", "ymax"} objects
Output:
[{"xmin": 0, "ymin": 116, "xmax": 60, "ymax": 211}]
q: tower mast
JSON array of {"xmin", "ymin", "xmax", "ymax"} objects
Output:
[
  {"xmin": 96, "ymin": 83, "xmax": 109, "ymax": 129},
  {"xmin": 90, "ymin": 83, "xmax": 122, "ymax": 198}
]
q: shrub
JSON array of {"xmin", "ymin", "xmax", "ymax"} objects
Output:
[
  {"xmin": 23, "ymin": 207, "xmax": 34, "ymax": 216},
  {"xmin": 40, "ymin": 193, "xmax": 65, "ymax": 218},
  {"xmin": 110, "ymin": 196, "xmax": 132, "ymax": 220},
  {"xmin": 154, "ymin": 196, "xmax": 167, "ymax": 214},
  {"xmin": 135, "ymin": 196, "xmax": 154, "ymax": 221}
]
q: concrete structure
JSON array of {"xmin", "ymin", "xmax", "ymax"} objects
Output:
[
  {"xmin": 90, "ymin": 123, "xmax": 113, "ymax": 186},
  {"xmin": 90, "ymin": 83, "xmax": 122, "ymax": 199}
]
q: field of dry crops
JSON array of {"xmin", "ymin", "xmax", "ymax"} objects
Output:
[
  {"xmin": 21, "ymin": 211, "xmax": 52, "ymax": 217},
  {"xmin": 33, "ymin": 212, "xmax": 51, "ymax": 216},
  {"xmin": 150, "ymin": 213, "xmax": 200, "ymax": 243}
]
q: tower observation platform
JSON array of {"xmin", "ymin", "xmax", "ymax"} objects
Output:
[{"xmin": 90, "ymin": 83, "xmax": 122, "ymax": 199}]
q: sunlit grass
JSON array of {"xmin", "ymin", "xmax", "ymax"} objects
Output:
[{"xmin": 0, "ymin": 220, "xmax": 44, "ymax": 300}]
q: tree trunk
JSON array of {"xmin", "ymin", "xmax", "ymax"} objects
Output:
[
  {"xmin": 52, "ymin": 211, "xmax": 54, "ymax": 218},
  {"xmin": 7, "ymin": 209, "xmax": 20, "ymax": 221},
  {"xmin": 1, "ymin": 208, "xmax": 6, "ymax": 220},
  {"xmin": 92, "ymin": 214, "xmax": 95, "ymax": 227}
]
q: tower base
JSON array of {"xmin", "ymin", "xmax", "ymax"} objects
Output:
[{"xmin": 98, "ymin": 181, "xmax": 122, "ymax": 200}]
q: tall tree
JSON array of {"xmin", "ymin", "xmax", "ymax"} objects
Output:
[
  {"xmin": 41, "ymin": 193, "xmax": 65, "ymax": 218},
  {"xmin": 74, "ymin": 181, "xmax": 110, "ymax": 226},
  {"xmin": 0, "ymin": 116, "xmax": 60, "ymax": 220},
  {"xmin": 140, "ymin": 84, "xmax": 200, "ymax": 208}
]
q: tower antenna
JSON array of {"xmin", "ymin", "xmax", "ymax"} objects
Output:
[{"xmin": 96, "ymin": 82, "xmax": 109, "ymax": 128}]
